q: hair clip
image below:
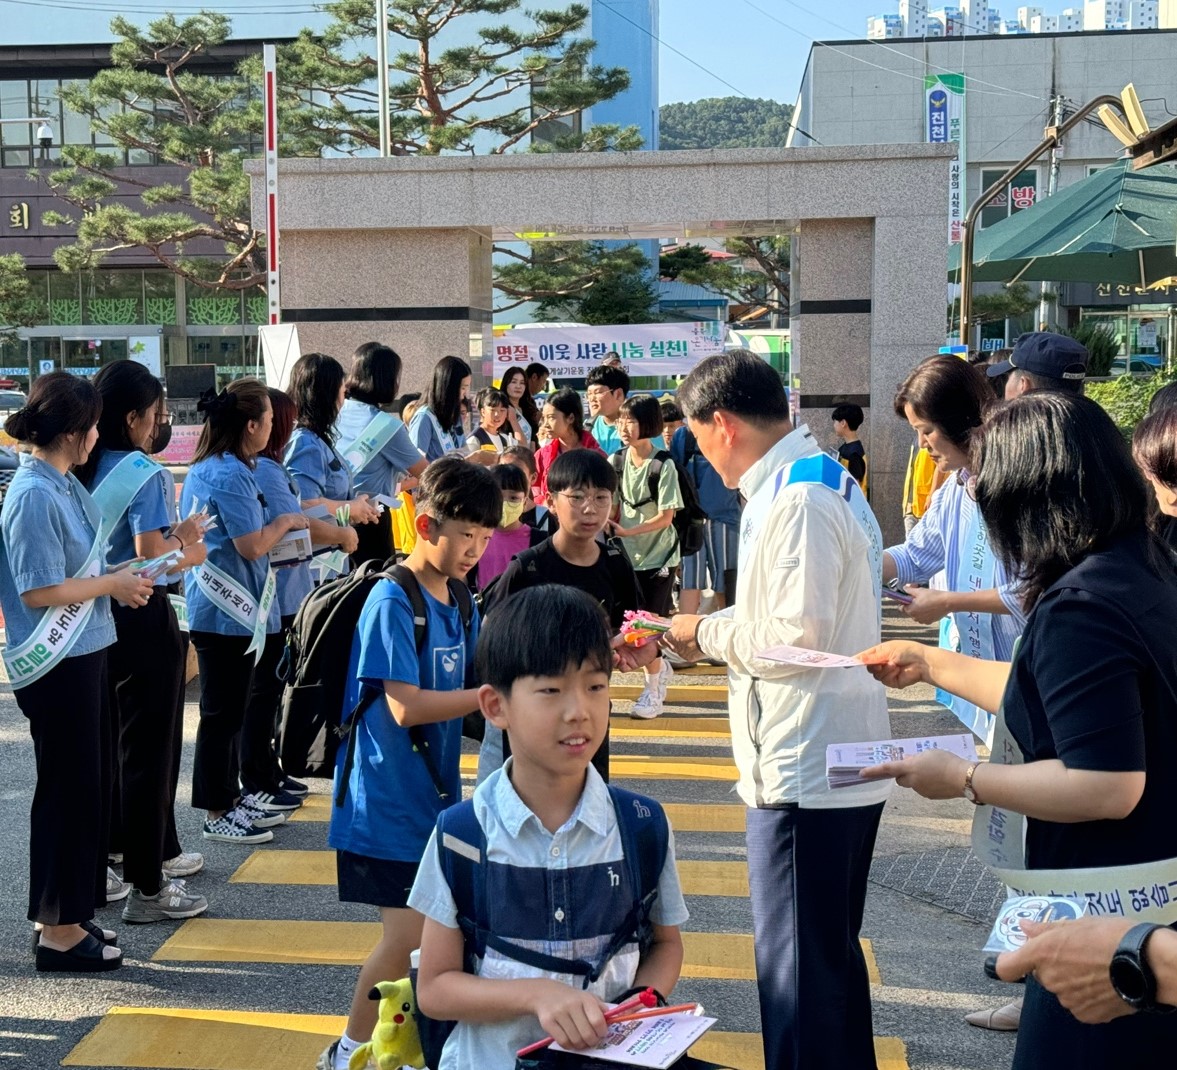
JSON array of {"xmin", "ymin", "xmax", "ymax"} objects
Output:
[{"xmin": 196, "ymin": 388, "xmax": 238, "ymax": 421}]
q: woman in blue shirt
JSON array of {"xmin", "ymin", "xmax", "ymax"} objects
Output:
[
  {"xmin": 241, "ymin": 388, "xmax": 359, "ymax": 809},
  {"xmin": 181, "ymin": 379, "xmax": 308, "ymax": 846},
  {"xmin": 78, "ymin": 360, "xmax": 210, "ymax": 924},
  {"xmin": 408, "ymin": 355, "xmax": 478, "ymax": 463},
  {"xmin": 0, "ymin": 372, "xmax": 153, "ymax": 973}
]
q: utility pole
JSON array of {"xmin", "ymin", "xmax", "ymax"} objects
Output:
[
  {"xmin": 1038, "ymin": 93, "xmax": 1065, "ymax": 331},
  {"xmin": 376, "ymin": 0, "xmax": 390, "ymax": 157}
]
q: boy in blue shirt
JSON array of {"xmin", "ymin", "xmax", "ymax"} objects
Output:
[
  {"xmin": 319, "ymin": 457, "xmax": 502, "ymax": 1070},
  {"xmin": 410, "ymin": 585, "xmax": 689, "ymax": 1070}
]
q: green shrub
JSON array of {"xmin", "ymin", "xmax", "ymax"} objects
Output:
[
  {"xmin": 1059, "ymin": 322, "xmax": 1119, "ymax": 377},
  {"xmin": 1086, "ymin": 370, "xmax": 1177, "ymax": 436}
]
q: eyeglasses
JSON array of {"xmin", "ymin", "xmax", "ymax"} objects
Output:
[
  {"xmin": 559, "ymin": 491, "xmax": 614, "ymax": 511},
  {"xmin": 156, "ymin": 410, "xmax": 173, "ymax": 425}
]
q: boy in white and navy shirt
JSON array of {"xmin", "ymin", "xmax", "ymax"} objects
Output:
[{"xmin": 409, "ymin": 585, "xmax": 689, "ymax": 1069}]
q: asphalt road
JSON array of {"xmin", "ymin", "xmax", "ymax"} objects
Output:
[{"xmin": 0, "ymin": 607, "xmax": 1023, "ymax": 1070}]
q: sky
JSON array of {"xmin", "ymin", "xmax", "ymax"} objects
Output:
[{"xmin": 0, "ymin": 0, "xmax": 887, "ymax": 106}]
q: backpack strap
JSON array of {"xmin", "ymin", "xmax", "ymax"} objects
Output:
[
  {"xmin": 613, "ymin": 449, "xmax": 663, "ymax": 511},
  {"xmin": 602, "ymin": 785, "xmax": 668, "ymax": 959}
]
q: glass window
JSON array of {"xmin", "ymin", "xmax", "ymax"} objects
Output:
[
  {"xmin": 980, "ymin": 167, "xmax": 1038, "ymax": 230},
  {"xmin": 48, "ymin": 272, "xmax": 82, "ymax": 326},
  {"xmin": 83, "ymin": 269, "xmax": 143, "ymax": 325},
  {"xmin": 59, "ymin": 79, "xmax": 91, "ymax": 148},
  {"xmin": 144, "ymin": 271, "xmax": 178, "ymax": 325},
  {"xmin": 187, "ymin": 289, "xmax": 243, "ymax": 327}
]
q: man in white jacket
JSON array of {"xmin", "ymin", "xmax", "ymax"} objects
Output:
[{"xmin": 664, "ymin": 351, "xmax": 891, "ymax": 1070}]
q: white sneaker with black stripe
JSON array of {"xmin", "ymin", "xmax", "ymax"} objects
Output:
[{"xmin": 202, "ymin": 811, "xmax": 274, "ymax": 844}]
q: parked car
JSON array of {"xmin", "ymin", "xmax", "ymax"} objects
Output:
[
  {"xmin": 1110, "ymin": 355, "xmax": 1165, "ymax": 376},
  {"xmin": 0, "ymin": 390, "xmax": 26, "ymax": 411}
]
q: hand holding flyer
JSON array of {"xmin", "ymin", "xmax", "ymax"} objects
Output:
[
  {"xmin": 826, "ymin": 734, "xmax": 978, "ymax": 789},
  {"xmin": 757, "ymin": 644, "xmax": 867, "ymax": 669},
  {"xmin": 548, "ymin": 1008, "xmax": 717, "ymax": 1068}
]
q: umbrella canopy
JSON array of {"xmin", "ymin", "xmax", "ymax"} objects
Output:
[{"xmin": 948, "ymin": 158, "xmax": 1177, "ymax": 285}]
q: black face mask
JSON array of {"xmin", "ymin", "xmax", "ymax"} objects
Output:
[{"xmin": 150, "ymin": 421, "xmax": 172, "ymax": 455}]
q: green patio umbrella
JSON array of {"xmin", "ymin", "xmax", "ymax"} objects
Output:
[{"xmin": 947, "ymin": 158, "xmax": 1177, "ymax": 285}]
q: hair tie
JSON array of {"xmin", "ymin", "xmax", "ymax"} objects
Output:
[{"xmin": 197, "ymin": 387, "xmax": 237, "ymax": 422}]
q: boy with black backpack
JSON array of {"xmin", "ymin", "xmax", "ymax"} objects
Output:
[
  {"xmin": 317, "ymin": 457, "xmax": 502, "ymax": 1070},
  {"xmin": 409, "ymin": 585, "xmax": 688, "ymax": 1070}
]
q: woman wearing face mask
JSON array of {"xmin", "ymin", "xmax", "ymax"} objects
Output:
[
  {"xmin": 78, "ymin": 361, "xmax": 211, "ymax": 924},
  {"xmin": 0, "ymin": 372, "xmax": 154, "ymax": 972},
  {"xmin": 181, "ymin": 379, "xmax": 309, "ymax": 845}
]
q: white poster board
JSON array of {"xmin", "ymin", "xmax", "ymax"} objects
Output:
[
  {"xmin": 259, "ymin": 324, "xmax": 301, "ymax": 390},
  {"xmin": 128, "ymin": 335, "xmax": 163, "ymax": 377}
]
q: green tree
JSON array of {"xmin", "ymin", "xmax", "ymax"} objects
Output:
[
  {"xmin": 272, "ymin": 0, "xmax": 637, "ymax": 156},
  {"xmin": 0, "ymin": 255, "xmax": 47, "ymax": 341},
  {"xmin": 947, "ymin": 283, "xmax": 1040, "ymax": 334},
  {"xmin": 658, "ymin": 238, "xmax": 790, "ymax": 318},
  {"xmin": 494, "ymin": 241, "xmax": 652, "ymax": 315},
  {"xmin": 659, "ymin": 96, "xmax": 795, "ymax": 150},
  {"xmin": 573, "ymin": 266, "xmax": 660, "ymax": 325}
]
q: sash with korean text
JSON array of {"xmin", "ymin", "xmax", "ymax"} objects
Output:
[
  {"xmin": 339, "ymin": 411, "xmax": 400, "ymax": 475},
  {"xmin": 167, "ymin": 593, "xmax": 189, "ymax": 633},
  {"xmin": 91, "ymin": 452, "xmax": 164, "ymax": 539},
  {"xmin": 192, "ymin": 560, "xmax": 275, "ymax": 664}
]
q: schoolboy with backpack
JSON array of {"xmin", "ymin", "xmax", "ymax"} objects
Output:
[
  {"xmin": 408, "ymin": 586, "xmax": 690, "ymax": 1070},
  {"xmin": 315, "ymin": 457, "xmax": 503, "ymax": 1070}
]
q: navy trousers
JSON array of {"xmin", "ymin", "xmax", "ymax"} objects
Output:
[{"xmin": 746, "ymin": 802, "xmax": 884, "ymax": 1070}]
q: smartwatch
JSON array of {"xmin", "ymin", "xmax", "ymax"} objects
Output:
[{"xmin": 1110, "ymin": 923, "xmax": 1176, "ymax": 1013}]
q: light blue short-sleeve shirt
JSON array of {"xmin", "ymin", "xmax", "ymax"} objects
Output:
[
  {"xmin": 91, "ymin": 449, "xmax": 173, "ymax": 586},
  {"xmin": 284, "ymin": 426, "xmax": 353, "ymax": 504},
  {"xmin": 0, "ymin": 455, "xmax": 116, "ymax": 657},
  {"xmin": 180, "ymin": 453, "xmax": 269, "ymax": 637},
  {"xmin": 335, "ymin": 398, "xmax": 423, "ymax": 498},
  {"xmin": 408, "ymin": 405, "xmax": 464, "ymax": 463},
  {"xmin": 408, "ymin": 763, "xmax": 689, "ymax": 1070},
  {"xmin": 253, "ymin": 456, "xmax": 313, "ymax": 620}
]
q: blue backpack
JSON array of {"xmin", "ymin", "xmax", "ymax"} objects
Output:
[{"xmin": 413, "ymin": 785, "xmax": 670, "ymax": 1068}]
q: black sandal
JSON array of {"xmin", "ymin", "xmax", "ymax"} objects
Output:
[
  {"xmin": 35, "ymin": 932, "xmax": 123, "ymax": 973},
  {"xmin": 30, "ymin": 919, "xmax": 117, "ymax": 953}
]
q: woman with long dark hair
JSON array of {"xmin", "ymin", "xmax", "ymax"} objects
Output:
[
  {"xmin": 0, "ymin": 372, "xmax": 154, "ymax": 971},
  {"xmin": 181, "ymin": 378, "xmax": 308, "ymax": 844},
  {"xmin": 499, "ymin": 365, "xmax": 537, "ymax": 445},
  {"xmin": 860, "ymin": 392, "xmax": 1177, "ymax": 1069},
  {"xmin": 532, "ymin": 386, "xmax": 603, "ymax": 501},
  {"xmin": 409, "ymin": 355, "xmax": 475, "ymax": 462},
  {"xmin": 1134, "ymin": 390, "xmax": 1177, "ymax": 553},
  {"xmin": 79, "ymin": 360, "xmax": 210, "ymax": 924}
]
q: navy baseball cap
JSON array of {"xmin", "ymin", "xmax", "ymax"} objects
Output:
[{"xmin": 986, "ymin": 332, "xmax": 1088, "ymax": 381}]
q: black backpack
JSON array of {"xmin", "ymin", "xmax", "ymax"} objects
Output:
[
  {"xmin": 610, "ymin": 448, "xmax": 707, "ymax": 558},
  {"xmin": 276, "ymin": 561, "xmax": 474, "ymax": 799}
]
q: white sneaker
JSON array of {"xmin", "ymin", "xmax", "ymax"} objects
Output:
[
  {"xmin": 631, "ymin": 659, "xmax": 675, "ymax": 720},
  {"xmin": 162, "ymin": 851, "xmax": 204, "ymax": 878},
  {"xmin": 105, "ymin": 866, "xmax": 131, "ymax": 902}
]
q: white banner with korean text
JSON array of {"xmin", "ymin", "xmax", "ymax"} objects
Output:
[{"xmin": 493, "ymin": 322, "xmax": 726, "ymax": 380}]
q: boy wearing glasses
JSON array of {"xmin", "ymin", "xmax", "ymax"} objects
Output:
[{"xmin": 479, "ymin": 449, "xmax": 652, "ymax": 781}]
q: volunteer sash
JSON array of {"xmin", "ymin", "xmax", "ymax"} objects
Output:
[
  {"xmin": 91, "ymin": 452, "xmax": 163, "ymax": 538},
  {"xmin": 973, "ymin": 651, "xmax": 1177, "ymax": 924},
  {"xmin": 782, "ymin": 453, "xmax": 883, "ymax": 583},
  {"xmin": 936, "ymin": 498, "xmax": 998, "ymax": 744},
  {"xmin": 192, "ymin": 560, "xmax": 275, "ymax": 664},
  {"xmin": 167, "ymin": 592, "xmax": 189, "ymax": 633},
  {"xmin": 339, "ymin": 410, "xmax": 400, "ymax": 475},
  {"xmin": 2, "ymin": 531, "xmax": 105, "ymax": 689}
]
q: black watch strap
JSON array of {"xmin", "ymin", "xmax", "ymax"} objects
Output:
[{"xmin": 1111, "ymin": 923, "xmax": 1175, "ymax": 1014}]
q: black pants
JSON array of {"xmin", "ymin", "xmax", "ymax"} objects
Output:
[
  {"xmin": 635, "ymin": 566, "xmax": 675, "ymax": 616},
  {"xmin": 108, "ymin": 589, "xmax": 186, "ymax": 893},
  {"xmin": 746, "ymin": 802, "xmax": 884, "ymax": 1070},
  {"xmin": 164, "ymin": 585, "xmax": 189, "ymax": 861},
  {"xmin": 239, "ymin": 614, "xmax": 294, "ymax": 795},
  {"xmin": 18, "ymin": 649, "xmax": 111, "ymax": 924},
  {"xmin": 191, "ymin": 630, "xmax": 256, "ymax": 812},
  {"xmin": 351, "ymin": 508, "xmax": 393, "ymax": 570}
]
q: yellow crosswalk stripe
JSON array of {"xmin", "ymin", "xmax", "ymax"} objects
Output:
[
  {"xmin": 228, "ymin": 849, "xmax": 751, "ymax": 898},
  {"xmin": 610, "ymin": 715, "xmax": 731, "ymax": 738},
  {"xmin": 61, "ymin": 1006, "xmax": 908, "ymax": 1070},
  {"xmin": 291, "ymin": 796, "xmax": 749, "ymax": 831},
  {"xmin": 611, "ymin": 683, "xmax": 728, "ymax": 704}
]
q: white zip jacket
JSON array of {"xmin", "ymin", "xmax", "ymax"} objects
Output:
[{"xmin": 695, "ymin": 427, "xmax": 893, "ymax": 810}]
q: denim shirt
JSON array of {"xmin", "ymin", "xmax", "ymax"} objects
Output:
[
  {"xmin": 91, "ymin": 449, "xmax": 173, "ymax": 587},
  {"xmin": 408, "ymin": 405, "xmax": 464, "ymax": 463},
  {"xmin": 180, "ymin": 453, "xmax": 269, "ymax": 637},
  {"xmin": 284, "ymin": 426, "xmax": 353, "ymax": 503},
  {"xmin": 253, "ymin": 456, "xmax": 313, "ymax": 620},
  {"xmin": 335, "ymin": 399, "xmax": 423, "ymax": 497},
  {"xmin": 0, "ymin": 454, "xmax": 116, "ymax": 657}
]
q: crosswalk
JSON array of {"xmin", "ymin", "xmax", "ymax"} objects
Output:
[{"xmin": 62, "ymin": 674, "xmax": 910, "ymax": 1070}]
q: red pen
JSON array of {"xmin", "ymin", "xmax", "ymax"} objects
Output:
[
  {"xmin": 607, "ymin": 1002, "xmax": 699, "ymax": 1025},
  {"xmin": 515, "ymin": 988, "xmax": 658, "ymax": 1058}
]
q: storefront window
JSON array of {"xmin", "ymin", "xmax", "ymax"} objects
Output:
[
  {"xmin": 144, "ymin": 271, "xmax": 178, "ymax": 325},
  {"xmin": 48, "ymin": 272, "xmax": 81, "ymax": 326},
  {"xmin": 187, "ymin": 289, "xmax": 243, "ymax": 327},
  {"xmin": 83, "ymin": 269, "xmax": 142, "ymax": 325}
]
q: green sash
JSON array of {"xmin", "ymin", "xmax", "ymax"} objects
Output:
[
  {"xmin": 191, "ymin": 560, "xmax": 276, "ymax": 665},
  {"xmin": 91, "ymin": 452, "xmax": 163, "ymax": 537},
  {"xmin": 339, "ymin": 410, "xmax": 399, "ymax": 475}
]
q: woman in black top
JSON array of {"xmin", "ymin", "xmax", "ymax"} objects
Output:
[
  {"xmin": 1135, "ymin": 386, "xmax": 1177, "ymax": 553},
  {"xmin": 857, "ymin": 392, "xmax": 1177, "ymax": 1069}
]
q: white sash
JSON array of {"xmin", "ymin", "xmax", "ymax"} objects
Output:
[
  {"xmin": 972, "ymin": 647, "xmax": 1177, "ymax": 924},
  {"xmin": 167, "ymin": 592, "xmax": 189, "ymax": 633},
  {"xmin": 91, "ymin": 452, "xmax": 163, "ymax": 537},
  {"xmin": 3, "ymin": 531, "xmax": 105, "ymax": 689},
  {"xmin": 192, "ymin": 560, "xmax": 276, "ymax": 664},
  {"xmin": 339, "ymin": 410, "xmax": 400, "ymax": 474},
  {"xmin": 936, "ymin": 497, "xmax": 998, "ymax": 744}
]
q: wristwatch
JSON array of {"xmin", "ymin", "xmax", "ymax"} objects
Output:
[
  {"xmin": 963, "ymin": 762, "xmax": 981, "ymax": 805},
  {"xmin": 1110, "ymin": 923, "xmax": 1176, "ymax": 1013}
]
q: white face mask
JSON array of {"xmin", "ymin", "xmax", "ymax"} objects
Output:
[{"xmin": 499, "ymin": 499, "xmax": 526, "ymax": 528}]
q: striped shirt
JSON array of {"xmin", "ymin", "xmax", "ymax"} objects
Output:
[
  {"xmin": 886, "ymin": 474, "xmax": 1026, "ymax": 661},
  {"xmin": 408, "ymin": 761, "xmax": 689, "ymax": 1070}
]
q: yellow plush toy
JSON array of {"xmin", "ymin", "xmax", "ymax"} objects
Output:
[{"xmin": 348, "ymin": 979, "xmax": 426, "ymax": 1070}]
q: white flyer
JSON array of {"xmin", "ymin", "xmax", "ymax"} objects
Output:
[
  {"xmin": 549, "ymin": 1011, "xmax": 717, "ymax": 1068},
  {"xmin": 757, "ymin": 644, "xmax": 866, "ymax": 669},
  {"xmin": 826, "ymin": 733, "xmax": 978, "ymax": 789},
  {"xmin": 372, "ymin": 493, "xmax": 401, "ymax": 510}
]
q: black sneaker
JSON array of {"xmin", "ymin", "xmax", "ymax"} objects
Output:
[
  {"xmin": 278, "ymin": 775, "xmax": 309, "ymax": 798},
  {"xmin": 241, "ymin": 789, "xmax": 302, "ymax": 813}
]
